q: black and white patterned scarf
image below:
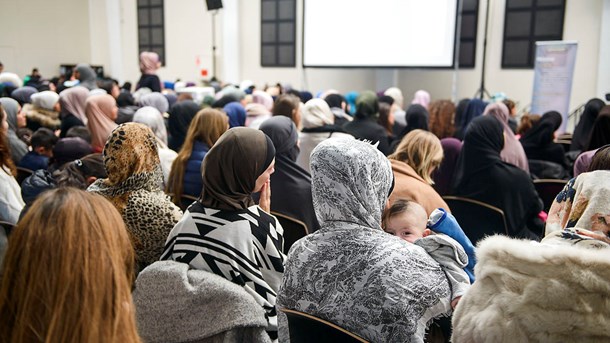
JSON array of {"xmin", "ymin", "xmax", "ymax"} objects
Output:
[
  {"xmin": 277, "ymin": 138, "xmax": 452, "ymax": 343},
  {"xmin": 161, "ymin": 201, "xmax": 285, "ymax": 338}
]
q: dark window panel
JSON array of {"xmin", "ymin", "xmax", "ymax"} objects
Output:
[
  {"xmin": 151, "ymin": 28, "xmax": 164, "ymax": 45},
  {"xmin": 262, "ymin": 45, "xmax": 277, "ymax": 66},
  {"xmin": 278, "ymin": 45, "xmax": 295, "ymax": 65},
  {"xmin": 278, "ymin": 0, "xmax": 295, "ymax": 20},
  {"xmin": 534, "ymin": 9, "xmax": 563, "ymax": 36},
  {"xmin": 138, "ymin": 8, "xmax": 150, "ymax": 26},
  {"xmin": 507, "ymin": 0, "xmax": 533, "ymax": 9},
  {"xmin": 151, "ymin": 7, "xmax": 163, "ymax": 25},
  {"xmin": 138, "ymin": 0, "xmax": 149, "ymax": 7},
  {"xmin": 150, "ymin": 0, "xmax": 162, "ymax": 5},
  {"xmin": 537, "ymin": 0, "xmax": 563, "ymax": 6},
  {"xmin": 462, "ymin": 0, "xmax": 478, "ymax": 11},
  {"xmin": 262, "ymin": 23, "xmax": 277, "ymax": 43},
  {"xmin": 262, "ymin": 1, "xmax": 276, "ymax": 20},
  {"xmin": 139, "ymin": 28, "xmax": 151, "ymax": 45},
  {"xmin": 503, "ymin": 40, "xmax": 531, "ymax": 66},
  {"xmin": 461, "ymin": 13, "xmax": 477, "ymax": 38},
  {"xmin": 505, "ymin": 11, "xmax": 532, "ymax": 38},
  {"xmin": 278, "ymin": 22, "xmax": 294, "ymax": 43},
  {"xmin": 459, "ymin": 40, "xmax": 475, "ymax": 67}
]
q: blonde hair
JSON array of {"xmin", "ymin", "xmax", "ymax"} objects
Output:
[
  {"xmin": 167, "ymin": 108, "xmax": 228, "ymax": 204},
  {"xmin": 389, "ymin": 129, "xmax": 443, "ymax": 184},
  {"xmin": 0, "ymin": 188, "xmax": 141, "ymax": 343}
]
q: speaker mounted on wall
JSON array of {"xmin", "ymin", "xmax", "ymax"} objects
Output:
[{"xmin": 206, "ymin": 0, "xmax": 223, "ymax": 11}]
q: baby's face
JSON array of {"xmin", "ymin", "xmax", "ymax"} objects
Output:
[{"xmin": 385, "ymin": 208, "xmax": 428, "ymax": 243}]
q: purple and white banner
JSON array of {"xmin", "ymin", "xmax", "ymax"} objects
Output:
[{"xmin": 531, "ymin": 41, "xmax": 578, "ymax": 133}]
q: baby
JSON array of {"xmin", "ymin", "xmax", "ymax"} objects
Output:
[{"xmin": 383, "ymin": 199, "xmax": 476, "ymax": 309}]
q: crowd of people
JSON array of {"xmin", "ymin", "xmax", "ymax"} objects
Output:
[{"xmin": 0, "ymin": 52, "xmax": 609, "ymax": 343}]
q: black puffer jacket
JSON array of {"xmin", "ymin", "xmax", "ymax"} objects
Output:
[{"xmin": 19, "ymin": 169, "xmax": 56, "ymax": 220}]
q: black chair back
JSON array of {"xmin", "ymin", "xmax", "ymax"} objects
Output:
[
  {"xmin": 533, "ymin": 179, "xmax": 568, "ymax": 212},
  {"xmin": 281, "ymin": 308, "xmax": 368, "ymax": 343},
  {"xmin": 271, "ymin": 212, "xmax": 308, "ymax": 254},
  {"xmin": 443, "ymin": 196, "xmax": 508, "ymax": 244}
]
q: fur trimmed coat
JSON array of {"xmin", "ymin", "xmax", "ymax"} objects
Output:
[{"xmin": 451, "ymin": 235, "xmax": 610, "ymax": 343}]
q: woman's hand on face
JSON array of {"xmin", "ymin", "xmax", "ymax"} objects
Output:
[{"xmin": 259, "ymin": 180, "xmax": 271, "ymax": 213}]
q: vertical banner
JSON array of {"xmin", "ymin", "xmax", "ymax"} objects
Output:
[{"xmin": 531, "ymin": 41, "xmax": 578, "ymax": 133}]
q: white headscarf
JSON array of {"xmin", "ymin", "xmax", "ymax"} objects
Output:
[
  {"xmin": 301, "ymin": 98, "xmax": 334, "ymax": 129},
  {"xmin": 31, "ymin": 91, "xmax": 59, "ymax": 111},
  {"xmin": 384, "ymin": 87, "xmax": 404, "ymax": 109},
  {"xmin": 133, "ymin": 106, "xmax": 168, "ymax": 145}
]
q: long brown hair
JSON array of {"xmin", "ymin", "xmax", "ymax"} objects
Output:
[
  {"xmin": 167, "ymin": 108, "xmax": 228, "ymax": 204},
  {"xmin": 0, "ymin": 103, "xmax": 16, "ymax": 176},
  {"xmin": 0, "ymin": 188, "xmax": 141, "ymax": 343},
  {"xmin": 428, "ymin": 100, "xmax": 456, "ymax": 139},
  {"xmin": 389, "ymin": 129, "xmax": 443, "ymax": 185},
  {"xmin": 378, "ymin": 102, "xmax": 394, "ymax": 135}
]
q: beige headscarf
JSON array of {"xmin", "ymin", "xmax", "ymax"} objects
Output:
[
  {"xmin": 200, "ymin": 127, "xmax": 275, "ymax": 211},
  {"xmin": 301, "ymin": 98, "xmax": 334, "ymax": 129},
  {"xmin": 59, "ymin": 86, "xmax": 89, "ymax": 124},
  {"xmin": 86, "ymin": 94, "xmax": 118, "ymax": 150}
]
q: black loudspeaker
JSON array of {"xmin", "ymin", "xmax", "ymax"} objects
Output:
[
  {"xmin": 605, "ymin": 93, "xmax": 610, "ymax": 102},
  {"xmin": 206, "ymin": 0, "xmax": 223, "ymax": 10}
]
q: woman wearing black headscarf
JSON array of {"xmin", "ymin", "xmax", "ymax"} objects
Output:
[
  {"xmin": 453, "ymin": 98, "xmax": 470, "ymax": 139},
  {"xmin": 162, "ymin": 127, "xmax": 285, "ymax": 340},
  {"xmin": 570, "ymin": 98, "xmax": 606, "ymax": 152},
  {"xmin": 454, "ymin": 99, "xmax": 487, "ymax": 140},
  {"xmin": 390, "ymin": 104, "xmax": 429, "ymax": 151},
  {"xmin": 519, "ymin": 111, "xmax": 567, "ymax": 167},
  {"xmin": 453, "ymin": 116, "xmax": 542, "ymax": 239},
  {"xmin": 259, "ymin": 116, "xmax": 320, "ymax": 233},
  {"xmin": 167, "ymin": 100, "xmax": 200, "ymax": 151}
]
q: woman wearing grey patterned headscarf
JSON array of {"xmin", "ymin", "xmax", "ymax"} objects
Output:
[{"xmin": 277, "ymin": 138, "xmax": 452, "ymax": 342}]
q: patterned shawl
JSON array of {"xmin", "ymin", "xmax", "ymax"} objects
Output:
[
  {"xmin": 88, "ymin": 123, "xmax": 182, "ymax": 269},
  {"xmin": 277, "ymin": 138, "xmax": 452, "ymax": 343},
  {"xmin": 546, "ymin": 170, "xmax": 610, "ymax": 236}
]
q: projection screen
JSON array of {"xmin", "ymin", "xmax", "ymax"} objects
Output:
[{"xmin": 303, "ymin": 0, "xmax": 458, "ymax": 67}]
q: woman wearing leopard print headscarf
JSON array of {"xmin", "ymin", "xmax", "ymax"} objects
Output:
[{"xmin": 88, "ymin": 123, "xmax": 182, "ymax": 272}]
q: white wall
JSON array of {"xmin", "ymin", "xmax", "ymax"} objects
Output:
[
  {"xmin": 0, "ymin": 0, "xmax": 91, "ymax": 79},
  {"xmin": 598, "ymin": 0, "xmax": 610, "ymax": 99}
]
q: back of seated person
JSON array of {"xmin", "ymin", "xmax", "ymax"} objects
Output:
[{"xmin": 133, "ymin": 261, "xmax": 271, "ymax": 343}]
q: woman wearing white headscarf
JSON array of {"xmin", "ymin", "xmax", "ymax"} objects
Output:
[
  {"xmin": 22, "ymin": 91, "xmax": 61, "ymax": 131},
  {"xmin": 278, "ymin": 138, "xmax": 452, "ymax": 342},
  {"xmin": 296, "ymin": 98, "xmax": 352, "ymax": 173},
  {"xmin": 133, "ymin": 106, "xmax": 177, "ymax": 184}
]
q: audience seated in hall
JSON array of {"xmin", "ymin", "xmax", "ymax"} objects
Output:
[{"xmin": 1, "ymin": 59, "xmax": 609, "ymax": 343}]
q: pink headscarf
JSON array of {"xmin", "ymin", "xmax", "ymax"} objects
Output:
[
  {"xmin": 252, "ymin": 90, "xmax": 274, "ymax": 111},
  {"xmin": 484, "ymin": 102, "xmax": 529, "ymax": 172},
  {"xmin": 59, "ymin": 86, "xmax": 89, "ymax": 125},
  {"xmin": 86, "ymin": 94, "xmax": 118, "ymax": 151},
  {"xmin": 139, "ymin": 52, "xmax": 161, "ymax": 75},
  {"xmin": 411, "ymin": 90, "xmax": 431, "ymax": 109}
]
